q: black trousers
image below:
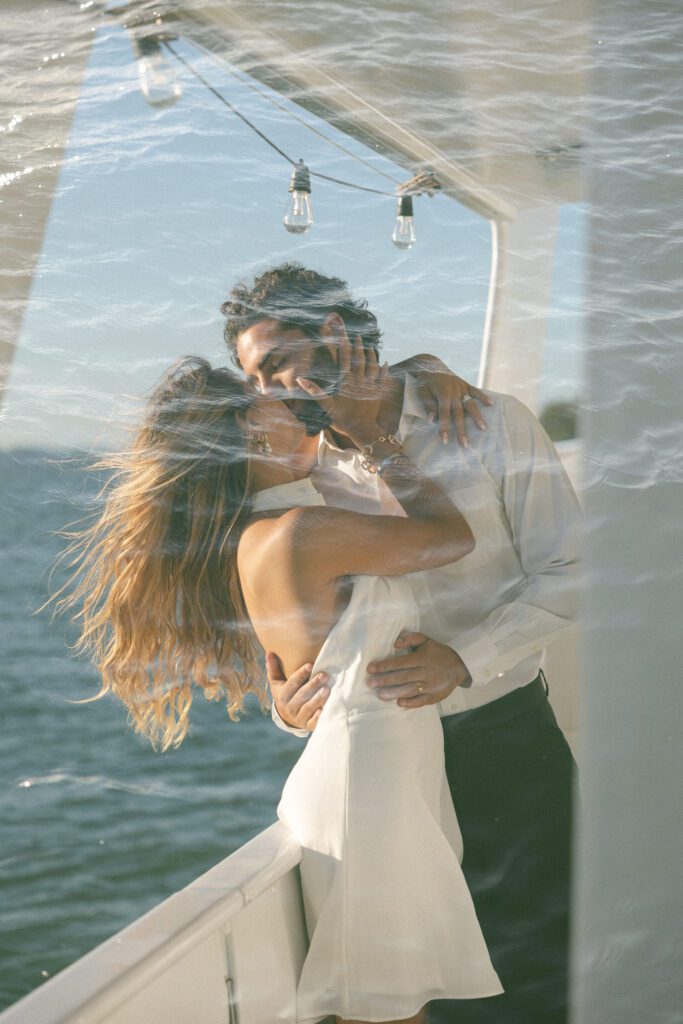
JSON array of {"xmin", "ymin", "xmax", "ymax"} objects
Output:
[{"xmin": 428, "ymin": 674, "xmax": 577, "ymax": 1024}]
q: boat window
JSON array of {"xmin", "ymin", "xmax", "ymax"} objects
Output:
[{"xmin": 2, "ymin": 30, "xmax": 491, "ymax": 452}]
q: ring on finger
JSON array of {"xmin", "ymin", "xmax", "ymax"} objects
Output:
[{"xmin": 416, "ymin": 682, "xmax": 424, "ymax": 695}]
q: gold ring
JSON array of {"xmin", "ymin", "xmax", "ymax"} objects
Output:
[{"xmin": 416, "ymin": 682, "xmax": 423, "ymax": 695}]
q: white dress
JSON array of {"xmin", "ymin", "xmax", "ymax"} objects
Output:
[{"xmin": 252, "ymin": 479, "xmax": 503, "ymax": 1024}]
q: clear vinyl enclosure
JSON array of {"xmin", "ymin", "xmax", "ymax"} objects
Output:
[{"xmin": 1, "ymin": 1, "xmax": 681, "ymax": 1022}]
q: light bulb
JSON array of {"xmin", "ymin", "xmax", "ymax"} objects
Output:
[
  {"xmin": 284, "ymin": 159, "xmax": 313, "ymax": 234},
  {"xmin": 392, "ymin": 195, "xmax": 416, "ymax": 249},
  {"xmin": 133, "ymin": 36, "xmax": 182, "ymax": 109}
]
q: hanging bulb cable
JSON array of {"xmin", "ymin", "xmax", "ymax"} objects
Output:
[
  {"xmin": 184, "ymin": 37, "xmax": 404, "ymax": 190},
  {"xmin": 119, "ymin": 37, "xmax": 445, "ymax": 245},
  {"xmin": 392, "ymin": 195, "xmax": 416, "ymax": 249},
  {"xmin": 159, "ymin": 43, "xmax": 444, "ymax": 209},
  {"xmin": 284, "ymin": 159, "xmax": 313, "ymax": 234},
  {"xmin": 391, "ymin": 172, "xmax": 440, "ymax": 249}
]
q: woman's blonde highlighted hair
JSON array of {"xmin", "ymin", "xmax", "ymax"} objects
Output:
[{"xmin": 52, "ymin": 356, "xmax": 266, "ymax": 751}]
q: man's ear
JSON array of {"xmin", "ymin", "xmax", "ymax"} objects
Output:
[{"xmin": 318, "ymin": 312, "xmax": 348, "ymax": 367}]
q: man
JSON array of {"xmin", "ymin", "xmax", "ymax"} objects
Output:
[{"xmin": 221, "ymin": 262, "xmax": 580, "ymax": 1024}]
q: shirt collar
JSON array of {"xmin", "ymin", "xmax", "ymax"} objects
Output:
[
  {"xmin": 316, "ymin": 372, "xmax": 427, "ymax": 463},
  {"xmin": 399, "ymin": 371, "xmax": 430, "ymax": 425}
]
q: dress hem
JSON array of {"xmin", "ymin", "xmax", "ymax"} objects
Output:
[{"xmin": 298, "ymin": 982, "xmax": 505, "ymax": 1024}]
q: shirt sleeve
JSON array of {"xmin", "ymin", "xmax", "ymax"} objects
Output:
[
  {"xmin": 449, "ymin": 395, "xmax": 582, "ymax": 686},
  {"xmin": 270, "ymin": 699, "xmax": 311, "ymax": 738}
]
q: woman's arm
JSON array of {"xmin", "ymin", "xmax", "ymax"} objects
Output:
[{"xmin": 284, "ymin": 463, "xmax": 473, "ymax": 582}]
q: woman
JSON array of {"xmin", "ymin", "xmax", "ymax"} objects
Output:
[{"xmin": 56, "ymin": 349, "xmax": 502, "ymax": 1024}]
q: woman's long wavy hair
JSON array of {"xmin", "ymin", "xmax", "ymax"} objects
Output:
[{"xmin": 52, "ymin": 357, "xmax": 266, "ymax": 751}]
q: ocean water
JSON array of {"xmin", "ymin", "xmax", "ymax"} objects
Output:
[{"xmin": 0, "ymin": 451, "xmax": 304, "ymax": 1009}]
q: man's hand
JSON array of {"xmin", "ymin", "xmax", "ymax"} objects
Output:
[
  {"xmin": 367, "ymin": 631, "xmax": 471, "ymax": 708},
  {"xmin": 393, "ymin": 353, "xmax": 492, "ymax": 448},
  {"xmin": 297, "ymin": 333, "xmax": 389, "ymax": 443},
  {"xmin": 266, "ymin": 652, "xmax": 330, "ymax": 731}
]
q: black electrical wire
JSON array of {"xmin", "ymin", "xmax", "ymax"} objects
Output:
[
  {"xmin": 184, "ymin": 36, "xmax": 404, "ymax": 190},
  {"xmin": 164, "ymin": 40, "xmax": 297, "ymax": 167},
  {"xmin": 162, "ymin": 40, "xmax": 399, "ymax": 198}
]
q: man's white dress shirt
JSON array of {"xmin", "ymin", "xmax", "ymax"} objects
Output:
[{"xmin": 272, "ymin": 375, "xmax": 581, "ymax": 735}]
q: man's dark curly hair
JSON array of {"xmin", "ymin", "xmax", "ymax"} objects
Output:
[{"xmin": 220, "ymin": 262, "xmax": 383, "ymax": 365}]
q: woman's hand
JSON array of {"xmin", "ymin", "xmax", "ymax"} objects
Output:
[
  {"xmin": 394, "ymin": 353, "xmax": 492, "ymax": 447},
  {"xmin": 266, "ymin": 652, "xmax": 329, "ymax": 732},
  {"xmin": 296, "ymin": 333, "xmax": 389, "ymax": 444}
]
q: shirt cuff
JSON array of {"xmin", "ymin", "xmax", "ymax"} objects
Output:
[
  {"xmin": 271, "ymin": 700, "xmax": 310, "ymax": 738},
  {"xmin": 448, "ymin": 628, "xmax": 500, "ymax": 687}
]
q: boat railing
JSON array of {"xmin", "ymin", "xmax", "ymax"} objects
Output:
[{"xmin": 0, "ymin": 822, "xmax": 309, "ymax": 1024}]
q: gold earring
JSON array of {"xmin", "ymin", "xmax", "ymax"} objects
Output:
[{"xmin": 250, "ymin": 432, "xmax": 272, "ymax": 456}]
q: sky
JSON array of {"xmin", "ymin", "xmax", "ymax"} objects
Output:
[{"xmin": 1, "ymin": 23, "xmax": 584, "ymax": 451}]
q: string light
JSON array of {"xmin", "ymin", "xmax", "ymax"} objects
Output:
[
  {"xmin": 105, "ymin": 4, "xmax": 442, "ymax": 245},
  {"xmin": 284, "ymin": 160, "xmax": 314, "ymax": 234},
  {"xmin": 392, "ymin": 195, "xmax": 416, "ymax": 249},
  {"xmin": 108, "ymin": 2, "xmax": 182, "ymax": 109},
  {"xmin": 132, "ymin": 34, "xmax": 182, "ymax": 108}
]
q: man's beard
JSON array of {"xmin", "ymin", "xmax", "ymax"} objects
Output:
[
  {"xmin": 291, "ymin": 401, "xmax": 333, "ymax": 436},
  {"xmin": 286, "ymin": 346, "xmax": 338, "ymax": 436}
]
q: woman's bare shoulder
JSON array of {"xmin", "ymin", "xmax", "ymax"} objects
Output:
[
  {"xmin": 238, "ymin": 506, "xmax": 347, "ymax": 572},
  {"xmin": 237, "ymin": 508, "xmax": 344, "ymax": 634},
  {"xmin": 237, "ymin": 508, "xmax": 350, "ymax": 669}
]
